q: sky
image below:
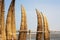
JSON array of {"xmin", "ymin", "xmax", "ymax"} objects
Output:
[{"xmin": 5, "ymin": 0, "xmax": 60, "ymax": 31}]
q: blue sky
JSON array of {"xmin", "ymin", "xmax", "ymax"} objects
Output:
[{"xmin": 5, "ymin": 0, "xmax": 60, "ymax": 31}]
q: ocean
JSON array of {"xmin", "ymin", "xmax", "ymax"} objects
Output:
[
  {"xmin": 27, "ymin": 33, "xmax": 60, "ymax": 40},
  {"xmin": 27, "ymin": 37, "xmax": 60, "ymax": 40},
  {"xmin": 16, "ymin": 31, "xmax": 60, "ymax": 40}
]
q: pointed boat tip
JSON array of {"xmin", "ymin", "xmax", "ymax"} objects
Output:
[
  {"xmin": 35, "ymin": 9, "xmax": 42, "ymax": 14},
  {"xmin": 35, "ymin": 9, "xmax": 39, "ymax": 13},
  {"xmin": 13, "ymin": 0, "xmax": 15, "ymax": 2},
  {"xmin": 21, "ymin": 4, "xmax": 26, "ymax": 11},
  {"xmin": 35, "ymin": 9, "xmax": 41, "ymax": 14},
  {"xmin": 35, "ymin": 8, "xmax": 38, "ymax": 11},
  {"xmin": 12, "ymin": 0, "xmax": 15, "ymax": 1},
  {"xmin": 11, "ymin": 0, "xmax": 15, "ymax": 3},
  {"xmin": 35, "ymin": 9, "xmax": 41, "ymax": 13},
  {"xmin": 21, "ymin": 4, "xmax": 24, "ymax": 8}
]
